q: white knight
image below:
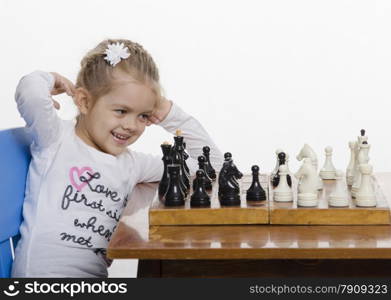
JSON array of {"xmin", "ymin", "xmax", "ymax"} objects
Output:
[
  {"xmin": 295, "ymin": 158, "xmax": 319, "ymax": 207},
  {"xmin": 297, "ymin": 144, "xmax": 323, "ymax": 190}
]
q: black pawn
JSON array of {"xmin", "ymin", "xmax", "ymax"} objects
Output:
[
  {"xmin": 163, "ymin": 165, "xmax": 185, "ymax": 207},
  {"xmin": 272, "ymin": 152, "xmax": 292, "ymax": 188},
  {"xmin": 202, "ymin": 146, "xmax": 216, "ymax": 180},
  {"xmin": 190, "ymin": 170, "xmax": 211, "ymax": 207},
  {"xmin": 197, "ymin": 155, "xmax": 213, "ymax": 191},
  {"xmin": 158, "ymin": 143, "xmax": 172, "ymax": 199},
  {"xmin": 246, "ymin": 165, "xmax": 266, "ymax": 201}
]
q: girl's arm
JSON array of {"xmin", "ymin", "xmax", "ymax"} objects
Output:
[
  {"xmin": 15, "ymin": 71, "xmax": 72, "ymax": 149},
  {"xmin": 133, "ymin": 100, "xmax": 224, "ymax": 183}
]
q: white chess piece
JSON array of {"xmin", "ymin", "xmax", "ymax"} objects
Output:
[
  {"xmin": 295, "ymin": 158, "xmax": 318, "ymax": 207},
  {"xmin": 272, "ymin": 148, "xmax": 283, "ymax": 176},
  {"xmin": 351, "ymin": 142, "xmax": 360, "ymax": 193},
  {"xmin": 296, "ymin": 144, "xmax": 323, "ymax": 190},
  {"xmin": 351, "ymin": 142, "xmax": 370, "ymax": 198},
  {"xmin": 297, "ymin": 144, "xmax": 318, "ymax": 169},
  {"xmin": 356, "ymin": 164, "xmax": 376, "ymax": 207},
  {"xmin": 351, "ymin": 129, "xmax": 369, "ymax": 192},
  {"xmin": 358, "ymin": 129, "xmax": 368, "ymax": 145},
  {"xmin": 328, "ymin": 170, "xmax": 348, "ymax": 207},
  {"xmin": 346, "ymin": 141, "xmax": 356, "ymax": 186},
  {"xmin": 285, "ymin": 153, "xmax": 292, "ymax": 174},
  {"xmin": 319, "ymin": 146, "xmax": 337, "ymax": 179},
  {"xmin": 273, "ymin": 165, "xmax": 293, "ymax": 202}
]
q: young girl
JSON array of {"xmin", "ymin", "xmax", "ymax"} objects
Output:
[{"xmin": 11, "ymin": 39, "xmax": 223, "ymax": 277}]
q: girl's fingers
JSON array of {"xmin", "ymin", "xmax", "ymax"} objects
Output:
[
  {"xmin": 68, "ymin": 80, "xmax": 76, "ymax": 94},
  {"xmin": 148, "ymin": 115, "xmax": 160, "ymax": 124},
  {"xmin": 64, "ymin": 79, "xmax": 76, "ymax": 96},
  {"xmin": 51, "ymin": 72, "xmax": 76, "ymax": 97},
  {"xmin": 52, "ymin": 80, "xmax": 75, "ymax": 97},
  {"xmin": 64, "ymin": 87, "xmax": 73, "ymax": 97},
  {"xmin": 52, "ymin": 99, "xmax": 61, "ymax": 110},
  {"xmin": 51, "ymin": 88, "xmax": 65, "ymax": 95}
]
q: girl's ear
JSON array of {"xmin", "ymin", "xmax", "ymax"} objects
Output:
[{"xmin": 74, "ymin": 88, "xmax": 93, "ymax": 114}]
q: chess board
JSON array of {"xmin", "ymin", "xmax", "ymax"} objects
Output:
[
  {"xmin": 149, "ymin": 174, "xmax": 269, "ymax": 225},
  {"xmin": 149, "ymin": 174, "xmax": 391, "ymax": 226},
  {"xmin": 270, "ymin": 176, "xmax": 391, "ymax": 225}
]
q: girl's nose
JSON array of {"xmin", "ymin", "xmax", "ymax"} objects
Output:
[{"xmin": 122, "ymin": 116, "xmax": 138, "ymax": 131}]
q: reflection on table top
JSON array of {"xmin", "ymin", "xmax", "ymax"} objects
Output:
[{"xmin": 107, "ymin": 173, "xmax": 391, "ymax": 260}]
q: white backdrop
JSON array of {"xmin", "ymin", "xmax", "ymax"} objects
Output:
[
  {"xmin": 1, "ymin": 0, "xmax": 391, "ymax": 173},
  {"xmin": 2, "ymin": 0, "xmax": 391, "ymax": 278}
]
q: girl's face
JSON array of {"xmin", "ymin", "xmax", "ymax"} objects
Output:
[{"xmin": 76, "ymin": 72, "xmax": 157, "ymax": 156}]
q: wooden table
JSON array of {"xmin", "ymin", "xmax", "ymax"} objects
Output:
[{"xmin": 107, "ymin": 173, "xmax": 391, "ymax": 277}]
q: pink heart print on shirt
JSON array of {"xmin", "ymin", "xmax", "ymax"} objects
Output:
[{"xmin": 69, "ymin": 166, "xmax": 94, "ymax": 192}]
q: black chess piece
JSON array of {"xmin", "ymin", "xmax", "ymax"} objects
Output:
[
  {"xmin": 223, "ymin": 152, "xmax": 242, "ymax": 188},
  {"xmin": 218, "ymin": 155, "xmax": 242, "ymax": 206},
  {"xmin": 197, "ymin": 155, "xmax": 212, "ymax": 191},
  {"xmin": 224, "ymin": 152, "xmax": 232, "ymax": 161},
  {"xmin": 183, "ymin": 142, "xmax": 190, "ymax": 174},
  {"xmin": 361, "ymin": 129, "xmax": 365, "ymax": 137},
  {"xmin": 170, "ymin": 137, "xmax": 190, "ymax": 193},
  {"xmin": 202, "ymin": 146, "xmax": 216, "ymax": 180},
  {"xmin": 246, "ymin": 165, "xmax": 266, "ymax": 201},
  {"xmin": 158, "ymin": 143, "xmax": 172, "ymax": 200},
  {"xmin": 174, "ymin": 135, "xmax": 190, "ymax": 180},
  {"xmin": 163, "ymin": 164, "xmax": 185, "ymax": 207},
  {"xmin": 272, "ymin": 152, "xmax": 292, "ymax": 188},
  {"xmin": 190, "ymin": 170, "xmax": 211, "ymax": 207}
]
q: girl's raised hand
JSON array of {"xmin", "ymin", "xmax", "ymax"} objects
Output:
[
  {"xmin": 50, "ymin": 72, "xmax": 76, "ymax": 110},
  {"xmin": 147, "ymin": 97, "xmax": 172, "ymax": 125}
]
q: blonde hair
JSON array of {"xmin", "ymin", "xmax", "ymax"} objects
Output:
[{"xmin": 76, "ymin": 39, "xmax": 161, "ymax": 102}]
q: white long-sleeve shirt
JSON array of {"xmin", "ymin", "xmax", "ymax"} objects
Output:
[{"xmin": 11, "ymin": 71, "xmax": 223, "ymax": 277}]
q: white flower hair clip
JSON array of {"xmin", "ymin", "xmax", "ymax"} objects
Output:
[{"xmin": 104, "ymin": 42, "xmax": 131, "ymax": 67}]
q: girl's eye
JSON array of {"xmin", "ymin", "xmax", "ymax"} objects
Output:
[
  {"xmin": 139, "ymin": 114, "xmax": 150, "ymax": 121},
  {"xmin": 114, "ymin": 109, "xmax": 126, "ymax": 115}
]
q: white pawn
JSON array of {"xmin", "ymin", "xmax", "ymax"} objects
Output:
[
  {"xmin": 295, "ymin": 158, "xmax": 318, "ymax": 207},
  {"xmin": 346, "ymin": 141, "xmax": 356, "ymax": 186},
  {"xmin": 328, "ymin": 170, "xmax": 348, "ymax": 207},
  {"xmin": 273, "ymin": 165, "xmax": 293, "ymax": 202},
  {"xmin": 356, "ymin": 164, "xmax": 376, "ymax": 207},
  {"xmin": 319, "ymin": 146, "xmax": 337, "ymax": 179}
]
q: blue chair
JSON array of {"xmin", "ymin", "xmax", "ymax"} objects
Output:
[{"xmin": 0, "ymin": 128, "xmax": 31, "ymax": 278}]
